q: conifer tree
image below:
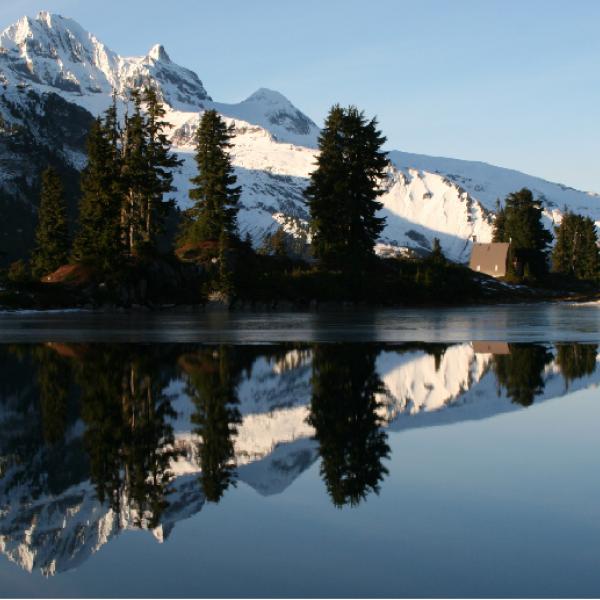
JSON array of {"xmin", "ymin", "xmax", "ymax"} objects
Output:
[
  {"xmin": 429, "ymin": 237, "xmax": 445, "ymax": 264},
  {"xmin": 141, "ymin": 87, "xmax": 181, "ymax": 247},
  {"xmin": 72, "ymin": 99, "xmax": 123, "ymax": 271},
  {"xmin": 31, "ymin": 167, "xmax": 70, "ymax": 277},
  {"xmin": 121, "ymin": 90, "xmax": 149, "ymax": 254},
  {"xmin": 305, "ymin": 105, "xmax": 388, "ymax": 273},
  {"xmin": 184, "ymin": 109, "xmax": 241, "ymax": 244},
  {"xmin": 578, "ymin": 217, "xmax": 600, "ymax": 280},
  {"xmin": 552, "ymin": 211, "xmax": 575, "ymax": 275},
  {"xmin": 492, "ymin": 199, "xmax": 506, "ymax": 243},
  {"xmin": 492, "ymin": 188, "xmax": 552, "ymax": 278},
  {"xmin": 552, "ymin": 212, "xmax": 600, "ymax": 280}
]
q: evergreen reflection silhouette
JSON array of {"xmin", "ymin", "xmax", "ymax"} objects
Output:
[
  {"xmin": 180, "ymin": 347, "xmax": 242, "ymax": 503},
  {"xmin": 32, "ymin": 345, "xmax": 73, "ymax": 446},
  {"xmin": 308, "ymin": 344, "xmax": 390, "ymax": 508},
  {"xmin": 76, "ymin": 346, "xmax": 179, "ymax": 528},
  {"xmin": 0, "ymin": 345, "xmax": 86, "ymax": 497},
  {"xmin": 493, "ymin": 344, "xmax": 553, "ymax": 406},
  {"xmin": 555, "ymin": 343, "xmax": 598, "ymax": 387}
]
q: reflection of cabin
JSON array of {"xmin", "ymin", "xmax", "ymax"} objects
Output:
[
  {"xmin": 472, "ymin": 341, "xmax": 510, "ymax": 355},
  {"xmin": 469, "ymin": 243, "xmax": 510, "ymax": 277}
]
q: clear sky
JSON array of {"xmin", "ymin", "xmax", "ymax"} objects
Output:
[{"xmin": 1, "ymin": 0, "xmax": 599, "ymax": 191}]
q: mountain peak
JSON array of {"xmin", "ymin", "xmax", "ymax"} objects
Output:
[
  {"xmin": 0, "ymin": 12, "xmax": 211, "ymax": 109},
  {"xmin": 148, "ymin": 43, "xmax": 171, "ymax": 63},
  {"xmin": 36, "ymin": 10, "xmax": 52, "ymax": 26},
  {"xmin": 244, "ymin": 88, "xmax": 292, "ymax": 106}
]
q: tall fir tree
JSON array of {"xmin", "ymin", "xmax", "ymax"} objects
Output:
[
  {"xmin": 72, "ymin": 98, "xmax": 123, "ymax": 271},
  {"xmin": 121, "ymin": 90, "xmax": 149, "ymax": 254},
  {"xmin": 492, "ymin": 188, "xmax": 552, "ymax": 278},
  {"xmin": 184, "ymin": 109, "xmax": 241, "ymax": 244},
  {"xmin": 552, "ymin": 212, "xmax": 600, "ymax": 280},
  {"xmin": 305, "ymin": 105, "xmax": 388, "ymax": 273},
  {"xmin": 141, "ymin": 87, "xmax": 181, "ymax": 248},
  {"xmin": 31, "ymin": 167, "xmax": 70, "ymax": 277},
  {"xmin": 492, "ymin": 199, "xmax": 506, "ymax": 243}
]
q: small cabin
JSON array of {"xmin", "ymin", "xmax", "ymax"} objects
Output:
[{"xmin": 469, "ymin": 242, "xmax": 510, "ymax": 278}]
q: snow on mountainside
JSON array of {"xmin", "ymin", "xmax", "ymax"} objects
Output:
[
  {"xmin": 390, "ymin": 150, "xmax": 600, "ymax": 235},
  {"xmin": 0, "ymin": 11, "xmax": 599, "ymax": 262},
  {"xmin": 0, "ymin": 12, "xmax": 210, "ymax": 112}
]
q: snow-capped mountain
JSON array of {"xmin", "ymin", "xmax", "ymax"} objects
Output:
[
  {"xmin": 1, "ymin": 342, "xmax": 599, "ymax": 577},
  {"xmin": 0, "ymin": 13, "xmax": 210, "ymax": 111},
  {"xmin": 0, "ymin": 11, "xmax": 599, "ymax": 263}
]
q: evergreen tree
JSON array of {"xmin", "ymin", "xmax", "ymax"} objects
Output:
[
  {"xmin": 141, "ymin": 87, "xmax": 181, "ymax": 248},
  {"xmin": 429, "ymin": 237, "xmax": 445, "ymax": 264},
  {"xmin": 184, "ymin": 109, "xmax": 241, "ymax": 244},
  {"xmin": 552, "ymin": 211, "xmax": 575, "ymax": 275},
  {"xmin": 72, "ymin": 100, "xmax": 123, "ymax": 270},
  {"xmin": 492, "ymin": 188, "xmax": 552, "ymax": 278},
  {"xmin": 578, "ymin": 217, "xmax": 600, "ymax": 280},
  {"xmin": 259, "ymin": 226, "xmax": 288, "ymax": 257},
  {"xmin": 305, "ymin": 105, "xmax": 388, "ymax": 273},
  {"xmin": 31, "ymin": 167, "xmax": 70, "ymax": 277},
  {"xmin": 492, "ymin": 199, "xmax": 506, "ymax": 243},
  {"xmin": 121, "ymin": 90, "xmax": 149, "ymax": 254},
  {"xmin": 552, "ymin": 212, "xmax": 600, "ymax": 280}
]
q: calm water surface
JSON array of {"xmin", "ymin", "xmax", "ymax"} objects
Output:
[{"xmin": 1, "ymin": 305, "xmax": 600, "ymax": 597}]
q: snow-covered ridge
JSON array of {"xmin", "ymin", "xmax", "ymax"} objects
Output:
[
  {"xmin": 1, "ymin": 12, "xmax": 600, "ymax": 260},
  {"xmin": 0, "ymin": 11, "xmax": 210, "ymax": 112}
]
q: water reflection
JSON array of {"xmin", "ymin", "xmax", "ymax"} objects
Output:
[
  {"xmin": 0, "ymin": 341, "xmax": 599, "ymax": 576},
  {"xmin": 182, "ymin": 347, "xmax": 242, "ymax": 503},
  {"xmin": 77, "ymin": 346, "xmax": 180, "ymax": 528},
  {"xmin": 309, "ymin": 344, "xmax": 390, "ymax": 507},
  {"xmin": 493, "ymin": 344, "xmax": 554, "ymax": 406}
]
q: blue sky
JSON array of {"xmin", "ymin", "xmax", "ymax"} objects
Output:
[{"xmin": 1, "ymin": 0, "xmax": 599, "ymax": 191}]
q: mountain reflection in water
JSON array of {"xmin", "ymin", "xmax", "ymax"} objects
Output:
[{"xmin": 0, "ymin": 341, "xmax": 598, "ymax": 576}]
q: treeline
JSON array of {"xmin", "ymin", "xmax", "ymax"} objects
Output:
[
  {"xmin": 492, "ymin": 188, "xmax": 600, "ymax": 283},
  {"xmin": 3, "ymin": 92, "xmax": 482, "ymax": 305},
  {"xmin": 4, "ymin": 88, "xmax": 599, "ymax": 305}
]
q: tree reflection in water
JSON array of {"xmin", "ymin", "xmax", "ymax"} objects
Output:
[
  {"xmin": 180, "ymin": 346, "xmax": 242, "ymax": 503},
  {"xmin": 555, "ymin": 343, "xmax": 598, "ymax": 387},
  {"xmin": 76, "ymin": 345, "xmax": 180, "ymax": 528},
  {"xmin": 493, "ymin": 344, "xmax": 553, "ymax": 406},
  {"xmin": 308, "ymin": 344, "xmax": 390, "ymax": 508}
]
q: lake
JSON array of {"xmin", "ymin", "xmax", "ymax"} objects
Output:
[{"xmin": 1, "ymin": 304, "xmax": 600, "ymax": 598}]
